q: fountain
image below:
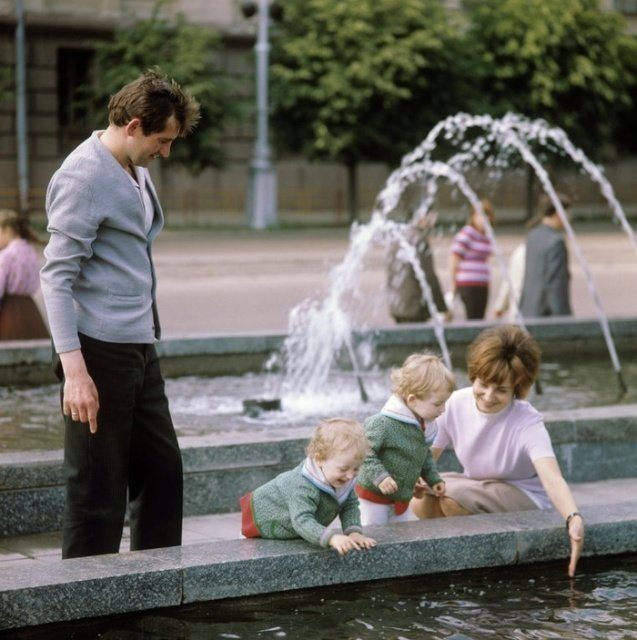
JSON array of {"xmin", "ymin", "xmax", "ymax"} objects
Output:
[
  {"xmin": 3, "ymin": 114, "xmax": 636, "ymax": 450},
  {"xmin": 279, "ymin": 112, "xmax": 635, "ymax": 402}
]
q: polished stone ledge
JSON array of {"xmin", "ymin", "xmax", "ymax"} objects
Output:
[
  {"xmin": 1, "ymin": 405, "xmax": 636, "ymax": 537},
  {"xmin": 2, "ymin": 316, "xmax": 636, "ymax": 385},
  {"xmin": 0, "ymin": 499, "xmax": 635, "ymax": 632}
]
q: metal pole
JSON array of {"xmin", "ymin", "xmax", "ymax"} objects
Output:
[
  {"xmin": 246, "ymin": 0, "xmax": 277, "ymax": 229},
  {"xmin": 15, "ymin": 0, "xmax": 30, "ymax": 216}
]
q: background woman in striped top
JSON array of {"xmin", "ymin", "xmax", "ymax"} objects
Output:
[{"xmin": 448, "ymin": 199, "xmax": 495, "ymax": 320}]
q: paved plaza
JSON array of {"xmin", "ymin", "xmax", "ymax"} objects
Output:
[{"xmin": 149, "ymin": 222, "xmax": 637, "ymax": 337}]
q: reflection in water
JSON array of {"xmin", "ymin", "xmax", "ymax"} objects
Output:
[
  {"xmin": 2, "ymin": 357, "xmax": 636, "ymax": 451},
  {"xmin": 8, "ymin": 555, "xmax": 637, "ymax": 639}
]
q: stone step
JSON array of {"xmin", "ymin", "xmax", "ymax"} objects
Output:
[
  {"xmin": 1, "ymin": 404, "xmax": 636, "ymax": 537},
  {"xmin": 2, "ymin": 317, "xmax": 637, "ymax": 385},
  {"xmin": 0, "ymin": 477, "xmax": 635, "ymax": 632}
]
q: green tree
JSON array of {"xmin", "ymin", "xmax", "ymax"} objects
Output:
[
  {"xmin": 613, "ymin": 37, "xmax": 637, "ymax": 155},
  {"xmin": 269, "ymin": 0, "xmax": 469, "ymax": 222},
  {"xmin": 87, "ymin": 5, "xmax": 237, "ymax": 174},
  {"xmin": 465, "ymin": 0, "xmax": 637, "ymax": 214}
]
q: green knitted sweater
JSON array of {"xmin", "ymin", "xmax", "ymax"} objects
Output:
[
  {"xmin": 357, "ymin": 412, "xmax": 443, "ymax": 503},
  {"xmin": 250, "ymin": 460, "xmax": 363, "ymax": 547}
]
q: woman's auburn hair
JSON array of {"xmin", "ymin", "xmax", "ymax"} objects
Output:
[{"xmin": 466, "ymin": 325, "xmax": 540, "ymax": 398}]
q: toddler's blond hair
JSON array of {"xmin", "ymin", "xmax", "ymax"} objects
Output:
[
  {"xmin": 391, "ymin": 353, "xmax": 455, "ymax": 399},
  {"xmin": 307, "ymin": 417, "xmax": 369, "ymax": 463}
]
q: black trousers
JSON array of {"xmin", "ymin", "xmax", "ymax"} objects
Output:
[
  {"xmin": 458, "ymin": 285, "xmax": 489, "ymax": 320},
  {"xmin": 58, "ymin": 333, "xmax": 183, "ymax": 559}
]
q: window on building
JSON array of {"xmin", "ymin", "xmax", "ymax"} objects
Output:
[
  {"xmin": 57, "ymin": 48, "xmax": 94, "ymax": 152},
  {"xmin": 614, "ymin": 0, "xmax": 637, "ymax": 15}
]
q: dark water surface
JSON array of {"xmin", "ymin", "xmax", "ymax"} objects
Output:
[
  {"xmin": 5, "ymin": 554, "xmax": 636, "ymax": 640},
  {"xmin": 2, "ymin": 356, "xmax": 636, "ymax": 451}
]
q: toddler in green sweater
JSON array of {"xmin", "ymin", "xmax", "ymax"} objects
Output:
[
  {"xmin": 240, "ymin": 418, "xmax": 377, "ymax": 555},
  {"xmin": 356, "ymin": 353, "xmax": 455, "ymax": 525}
]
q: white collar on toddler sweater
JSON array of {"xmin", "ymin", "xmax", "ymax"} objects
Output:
[
  {"xmin": 381, "ymin": 393, "xmax": 421, "ymax": 428},
  {"xmin": 381, "ymin": 393, "xmax": 438, "ymax": 444},
  {"xmin": 302, "ymin": 456, "xmax": 356, "ymax": 504}
]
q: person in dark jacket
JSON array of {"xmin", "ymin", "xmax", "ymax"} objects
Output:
[
  {"xmin": 519, "ymin": 193, "xmax": 572, "ymax": 318},
  {"xmin": 387, "ymin": 209, "xmax": 448, "ymax": 323}
]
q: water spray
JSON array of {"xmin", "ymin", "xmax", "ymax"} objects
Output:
[{"xmin": 344, "ymin": 335, "xmax": 369, "ymax": 403}]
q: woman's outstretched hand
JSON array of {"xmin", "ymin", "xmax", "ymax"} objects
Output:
[{"xmin": 567, "ymin": 515, "xmax": 585, "ymax": 577}]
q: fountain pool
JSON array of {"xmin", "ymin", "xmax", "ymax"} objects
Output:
[
  {"xmin": 2, "ymin": 354, "xmax": 636, "ymax": 452},
  {"xmin": 280, "ymin": 114, "xmax": 637, "ymax": 401},
  {"xmin": 5, "ymin": 553, "xmax": 636, "ymax": 639}
]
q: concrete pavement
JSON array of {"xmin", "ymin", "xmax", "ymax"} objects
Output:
[
  {"xmin": 149, "ymin": 223, "xmax": 637, "ymax": 336},
  {"xmin": 1, "ymin": 477, "xmax": 635, "ymax": 631}
]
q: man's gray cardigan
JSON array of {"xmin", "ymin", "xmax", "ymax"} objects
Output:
[{"xmin": 41, "ymin": 131, "xmax": 164, "ymax": 353}]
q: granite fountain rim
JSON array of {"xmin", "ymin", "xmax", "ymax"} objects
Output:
[
  {"xmin": 1, "ymin": 315, "xmax": 637, "ymax": 369},
  {"xmin": 1, "ymin": 401, "xmax": 635, "ymax": 470}
]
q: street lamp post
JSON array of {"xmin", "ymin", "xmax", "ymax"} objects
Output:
[
  {"xmin": 15, "ymin": 0, "xmax": 30, "ymax": 216},
  {"xmin": 243, "ymin": 0, "xmax": 277, "ymax": 229}
]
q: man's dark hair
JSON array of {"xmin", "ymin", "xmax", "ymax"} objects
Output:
[
  {"xmin": 539, "ymin": 192, "xmax": 571, "ymax": 218},
  {"xmin": 108, "ymin": 68, "xmax": 200, "ymax": 136}
]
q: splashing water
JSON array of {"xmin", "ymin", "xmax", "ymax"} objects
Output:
[
  {"xmin": 415, "ymin": 113, "xmax": 634, "ymax": 390},
  {"xmin": 280, "ymin": 113, "xmax": 636, "ymax": 399},
  {"xmin": 280, "ymin": 215, "xmax": 389, "ymax": 400}
]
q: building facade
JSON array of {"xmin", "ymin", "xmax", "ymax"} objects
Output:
[{"xmin": 1, "ymin": 0, "xmax": 636, "ymax": 226}]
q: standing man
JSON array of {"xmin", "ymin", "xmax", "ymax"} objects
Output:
[
  {"xmin": 519, "ymin": 193, "xmax": 572, "ymax": 318},
  {"xmin": 40, "ymin": 69, "xmax": 200, "ymax": 558}
]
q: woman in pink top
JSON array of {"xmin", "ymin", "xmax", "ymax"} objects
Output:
[
  {"xmin": 410, "ymin": 325, "xmax": 584, "ymax": 576},
  {"xmin": 0, "ymin": 209, "xmax": 49, "ymax": 340},
  {"xmin": 449, "ymin": 199, "xmax": 494, "ymax": 319}
]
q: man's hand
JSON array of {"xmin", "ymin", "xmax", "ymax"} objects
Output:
[
  {"xmin": 378, "ymin": 476, "xmax": 398, "ymax": 495},
  {"xmin": 59, "ymin": 350, "xmax": 100, "ymax": 433}
]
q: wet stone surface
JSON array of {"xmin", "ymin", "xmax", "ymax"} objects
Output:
[{"xmin": 1, "ymin": 502, "xmax": 636, "ymax": 633}]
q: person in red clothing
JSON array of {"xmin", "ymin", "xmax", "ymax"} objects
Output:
[{"xmin": 448, "ymin": 199, "xmax": 495, "ymax": 320}]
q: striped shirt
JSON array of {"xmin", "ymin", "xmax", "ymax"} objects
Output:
[{"xmin": 451, "ymin": 224, "xmax": 492, "ymax": 287}]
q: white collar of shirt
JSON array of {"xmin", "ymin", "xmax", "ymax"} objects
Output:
[
  {"xmin": 126, "ymin": 165, "xmax": 154, "ymax": 234},
  {"xmin": 382, "ymin": 393, "xmax": 439, "ymax": 444}
]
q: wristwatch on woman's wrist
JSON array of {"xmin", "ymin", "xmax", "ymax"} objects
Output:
[{"xmin": 565, "ymin": 511, "xmax": 583, "ymax": 531}]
